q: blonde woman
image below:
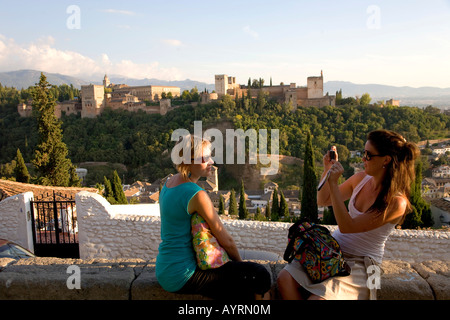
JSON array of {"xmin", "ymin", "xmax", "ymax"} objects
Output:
[
  {"xmin": 277, "ymin": 129, "xmax": 420, "ymax": 300},
  {"xmin": 156, "ymin": 135, "xmax": 271, "ymax": 300}
]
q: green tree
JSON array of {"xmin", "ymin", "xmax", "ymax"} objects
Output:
[
  {"xmin": 279, "ymin": 190, "xmax": 289, "ymax": 219},
  {"xmin": 239, "ymin": 180, "xmax": 249, "ymax": 220},
  {"xmin": 218, "ymin": 194, "xmax": 225, "ymax": 215},
  {"xmin": 112, "ymin": 170, "xmax": 128, "ymax": 204},
  {"xmin": 103, "ymin": 176, "xmax": 116, "ymax": 204},
  {"xmin": 31, "ymin": 73, "xmax": 80, "ymax": 187},
  {"xmin": 255, "ymin": 207, "xmax": 266, "ymax": 221},
  {"xmin": 229, "ymin": 189, "xmax": 238, "ymax": 216},
  {"xmin": 181, "ymin": 90, "xmax": 192, "ymax": 101},
  {"xmin": 271, "ymin": 188, "xmax": 279, "ymax": 221},
  {"xmin": 190, "ymin": 87, "xmax": 200, "ymax": 102},
  {"xmin": 69, "ymin": 166, "xmax": 81, "ymax": 187},
  {"xmin": 404, "ymin": 162, "xmax": 433, "ymax": 228},
  {"xmin": 14, "ymin": 149, "xmax": 30, "ymax": 183},
  {"xmin": 322, "ymin": 206, "xmax": 337, "ymax": 225},
  {"xmin": 301, "ymin": 132, "xmax": 318, "ymax": 222},
  {"xmin": 360, "ymin": 93, "xmax": 372, "ymax": 106},
  {"xmin": 257, "ymin": 89, "xmax": 266, "ymax": 113},
  {"xmin": 335, "ymin": 89, "xmax": 343, "ymax": 104},
  {"xmin": 265, "ymin": 204, "xmax": 271, "ymax": 220}
]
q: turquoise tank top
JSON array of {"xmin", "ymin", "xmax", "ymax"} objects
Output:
[{"xmin": 155, "ymin": 181, "xmax": 203, "ymax": 292}]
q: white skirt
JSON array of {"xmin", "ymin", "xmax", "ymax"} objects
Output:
[{"xmin": 283, "ymin": 253, "xmax": 378, "ymax": 300}]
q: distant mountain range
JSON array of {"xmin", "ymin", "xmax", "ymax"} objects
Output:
[
  {"xmin": 324, "ymin": 81, "xmax": 450, "ymax": 108},
  {"xmin": 0, "ymin": 70, "xmax": 215, "ymax": 93},
  {"xmin": 0, "ymin": 70, "xmax": 90, "ymax": 90},
  {"xmin": 1, "ymin": 69, "xmax": 449, "ymax": 108}
]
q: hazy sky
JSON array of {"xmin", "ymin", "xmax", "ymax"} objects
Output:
[{"xmin": 0, "ymin": 0, "xmax": 449, "ymax": 87}]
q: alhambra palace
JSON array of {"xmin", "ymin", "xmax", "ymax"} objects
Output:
[{"xmin": 17, "ymin": 72, "xmax": 335, "ymax": 118}]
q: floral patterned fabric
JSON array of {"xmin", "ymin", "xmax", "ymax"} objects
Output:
[
  {"xmin": 191, "ymin": 213, "xmax": 230, "ymax": 270},
  {"xmin": 284, "ymin": 219, "xmax": 350, "ymax": 283}
]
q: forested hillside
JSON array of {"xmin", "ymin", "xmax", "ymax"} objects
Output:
[{"xmin": 1, "ymin": 83, "xmax": 449, "ymax": 187}]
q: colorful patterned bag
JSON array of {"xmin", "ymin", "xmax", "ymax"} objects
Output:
[
  {"xmin": 284, "ymin": 219, "xmax": 351, "ymax": 283},
  {"xmin": 191, "ymin": 213, "xmax": 230, "ymax": 270}
]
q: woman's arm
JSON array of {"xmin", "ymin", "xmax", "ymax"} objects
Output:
[
  {"xmin": 328, "ymin": 163, "xmax": 407, "ymax": 233},
  {"xmin": 317, "ymin": 170, "xmax": 363, "ymax": 207},
  {"xmin": 188, "ymin": 190, "xmax": 243, "ymax": 261}
]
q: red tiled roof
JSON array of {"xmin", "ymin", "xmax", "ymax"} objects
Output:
[
  {"xmin": 0, "ymin": 179, "xmax": 98, "ymax": 201},
  {"xmin": 430, "ymin": 198, "xmax": 450, "ymax": 213}
]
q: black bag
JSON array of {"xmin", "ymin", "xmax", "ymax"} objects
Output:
[{"xmin": 284, "ymin": 219, "xmax": 351, "ymax": 283}]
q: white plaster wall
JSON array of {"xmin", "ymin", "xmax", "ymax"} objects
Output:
[
  {"xmin": 76, "ymin": 191, "xmax": 161, "ymax": 260},
  {"xmin": 0, "ymin": 192, "xmax": 34, "ymax": 252},
  {"xmin": 75, "ymin": 191, "xmax": 450, "ymax": 263}
]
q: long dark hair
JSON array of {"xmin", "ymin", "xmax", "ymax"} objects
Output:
[{"xmin": 366, "ymin": 130, "xmax": 420, "ymax": 219}]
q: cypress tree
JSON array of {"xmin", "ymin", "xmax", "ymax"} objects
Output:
[
  {"xmin": 112, "ymin": 170, "xmax": 128, "ymax": 204},
  {"xmin": 322, "ymin": 206, "xmax": 337, "ymax": 225},
  {"xmin": 265, "ymin": 204, "xmax": 271, "ymax": 220},
  {"xmin": 255, "ymin": 207, "xmax": 266, "ymax": 221},
  {"xmin": 279, "ymin": 190, "xmax": 289, "ymax": 219},
  {"xmin": 229, "ymin": 189, "xmax": 238, "ymax": 216},
  {"xmin": 69, "ymin": 166, "xmax": 81, "ymax": 187},
  {"xmin": 271, "ymin": 188, "xmax": 279, "ymax": 221},
  {"xmin": 235, "ymin": 91, "xmax": 241, "ymax": 109},
  {"xmin": 404, "ymin": 162, "xmax": 433, "ymax": 228},
  {"xmin": 239, "ymin": 180, "xmax": 249, "ymax": 220},
  {"xmin": 14, "ymin": 148, "xmax": 30, "ymax": 183},
  {"xmin": 301, "ymin": 132, "xmax": 318, "ymax": 222},
  {"xmin": 218, "ymin": 194, "xmax": 225, "ymax": 215},
  {"xmin": 415, "ymin": 162, "xmax": 433, "ymax": 227},
  {"xmin": 103, "ymin": 176, "xmax": 116, "ymax": 204},
  {"xmin": 31, "ymin": 73, "xmax": 80, "ymax": 187}
]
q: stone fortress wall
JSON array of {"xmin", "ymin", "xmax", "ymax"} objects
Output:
[
  {"xmin": 17, "ymin": 74, "xmax": 180, "ymax": 119},
  {"xmin": 18, "ymin": 72, "xmax": 336, "ymax": 118},
  {"xmin": 214, "ymin": 71, "xmax": 336, "ymax": 110}
]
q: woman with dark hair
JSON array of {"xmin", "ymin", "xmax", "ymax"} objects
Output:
[
  {"xmin": 156, "ymin": 134, "xmax": 271, "ymax": 300},
  {"xmin": 277, "ymin": 129, "xmax": 420, "ymax": 300}
]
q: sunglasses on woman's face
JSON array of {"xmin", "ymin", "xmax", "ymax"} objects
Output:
[
  {"xmin": 191, "ymin": 155, "xmax": 213, "ymax": 163},
  {"xmin": 362, "ymin": 150, "xmax": 385, "ymax": 161}
]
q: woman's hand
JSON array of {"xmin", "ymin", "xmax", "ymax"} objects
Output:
[
  {"xmin": 323, "ymin": 146, "xmax": 338, "ymax": 171},
  {"xmin": 328, "ymin": 161, "xmax": 344, "ymax": 185}
]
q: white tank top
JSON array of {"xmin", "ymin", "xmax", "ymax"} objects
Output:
[{"xmin": 332, "ymin": 174, "xmax": 395, "ymax": 264}]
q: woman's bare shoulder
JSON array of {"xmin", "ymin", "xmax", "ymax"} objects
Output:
[{"xmin": 347, "ymin": 171, "xmax": 367, "ymax": 187}]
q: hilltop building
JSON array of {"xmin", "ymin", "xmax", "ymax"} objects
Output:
[
  {"xmin": 80, "ymin": 75, "xmax": 181, "ymax": 118},
  {"xmin": 386, "ymin": 99, "xmax": 400, "ymax": 107},
  {"xmin": 214, "ymin": 71, "xmax": 335, "ymax": 109},
  {"xmin": 18, "ymin": 72, "xmax": 334, "ymax": 118},
  {"xmin": 81, "ymin": 84, "xmax": 105, "ymax": 118},
  {"xmin": 17, "ymin": 99, "xmax": 82, "ymax": 118},
  {"xmin": 18, "ymin": 74, "xmax": 181, "ymax": 119}
]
